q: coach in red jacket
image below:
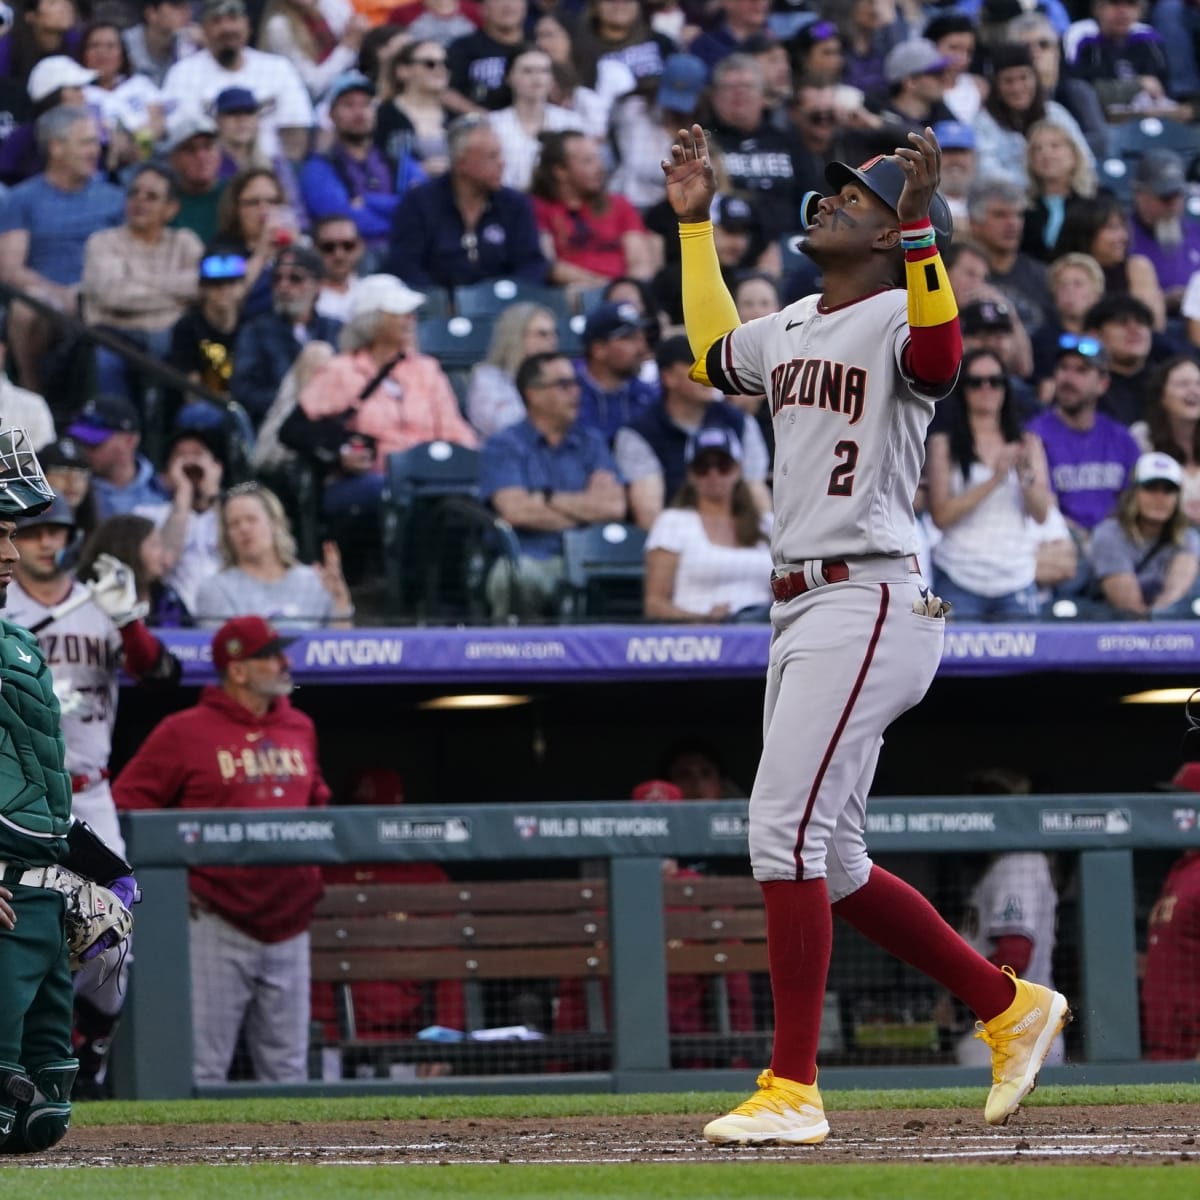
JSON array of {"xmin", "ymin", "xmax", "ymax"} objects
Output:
[{"xmin": 115, "ymin": 615, "xmax": 331, "ymax": 1085}]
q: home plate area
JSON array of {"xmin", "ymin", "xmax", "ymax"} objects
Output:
[{"xmin": 36, "ymin": 1106, "xmax": 1200, "ymax": 1166}]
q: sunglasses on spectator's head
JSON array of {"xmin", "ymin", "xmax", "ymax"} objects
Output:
[
  {"xmin": 1058, "ymin": 333, "xmax": 1104, "ymax": 359},
  {"xmin": 200, "ymin": 254, "xmax": 247, "ymax": 281}
]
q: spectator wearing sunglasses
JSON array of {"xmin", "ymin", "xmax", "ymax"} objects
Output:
[
  {"xmin": 312, "ymin": 214, "xmax": 364, "ymax": 322},
  {"xmin": 1027, "ymin": 334, "xmax": 1139, "ymax": 539},
  {"xmin": 643, "ymin": 426, "xmax": 773, "ymax": 623},
  {"xmin": 786, "ymin": 81, "xmax": 847, "ymax": 197},
  {"xmin": 925, "ymin": 348, "xmax": 1053, "ymax": 620},
  {"xmin": 479, "ymin": 350, "xmax": 625, "ymax": 621},
  {"xmin": 1088, "ymin": 452, "xmax": 1200, "ymax": 616},
  {"xmin": 231, "ymin": 243, "xmax": 342, "ymax": 426}
]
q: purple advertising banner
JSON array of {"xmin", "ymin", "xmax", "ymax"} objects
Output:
[{"xmin": 153, "ymin": 622, "xmax": 1200, "ymax": 686}]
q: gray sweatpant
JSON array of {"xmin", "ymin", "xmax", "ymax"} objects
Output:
[{"xmin": 188, "ymin": 908, "xmax": 311, "ymax": 1085}]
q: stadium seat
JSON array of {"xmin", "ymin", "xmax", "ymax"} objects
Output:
[
  {"xmin": 559, "ymin": 522, "xmax": 647, "ymax": 620},
  {"xmin": 557, "ymin": 313, "xmax": 586, "ymax": 357},
  {"xmin": 417, "ymin": 316, "xmax": 495, "ymax": 371},
  {"xmin": 417, "ymin": 287, "xmax": 453, "ymax": 319},
  {"xmin": 1100, "ymin": 117, "xmax": 1199, "ymax": 203},
  {"xmin": 453, "ymin": 279, "xmax": 571, "ymax": 319},
  {"xmin": 380, "ymin": 441, "xmax": 518, "ymax": 619}
]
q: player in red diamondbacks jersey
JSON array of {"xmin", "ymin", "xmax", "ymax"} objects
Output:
[{"xmin": 662, "ymin": 124, "xmax": 1071, "ymax": 1145}]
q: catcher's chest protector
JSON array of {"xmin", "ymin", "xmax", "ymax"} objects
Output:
[{"xmin": 0, "ymin": 620, "xmax": 72, "ymax": 858}]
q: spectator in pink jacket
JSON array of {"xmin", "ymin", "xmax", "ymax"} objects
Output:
[{"xmin": 297, "ymin": 273, "xmax": 478, "ymax": 518}]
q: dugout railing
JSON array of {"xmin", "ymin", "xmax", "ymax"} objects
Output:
[{"xmin": 112, "ymin": 795, "xmax": 1200, "ymax": 1100}]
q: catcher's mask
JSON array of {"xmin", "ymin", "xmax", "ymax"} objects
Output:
[{"xmin": 0, "ymin": 428, "xmax": 55, "ymax": 519}]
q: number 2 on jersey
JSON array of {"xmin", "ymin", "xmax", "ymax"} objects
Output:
[{"xmin": 827, "ymin": 440, "xmax": 859, "ymax": 496}]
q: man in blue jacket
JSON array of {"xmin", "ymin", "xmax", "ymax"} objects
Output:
[
  {"xmin": 298, "ymin": 71, "xmax": 404, "ymax": 259},
  {"xmin": 230, "ymin": 245, "xmax": 341, "ymax": 426},
  {"xmin": 384, "ymin": 115, "xmax": 546, "ymax": 294}
]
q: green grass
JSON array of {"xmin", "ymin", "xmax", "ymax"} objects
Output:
[
  {"xmin": 1, "ymin": 1165, "xmax": 1199, "ymax": 1200},
  {"xmin": 67, "ymin": 1083, "xmax": 1200, "ymax": 1127}
]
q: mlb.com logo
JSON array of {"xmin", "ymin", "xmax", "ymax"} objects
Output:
[
  {"xmin": 514, "ymin": 816, "xmax": 539, "ymax": 840},
  {"xmin": 178, "ymin": 822, "xmax": 202, "ymax": 845},
  {"xmin": 1174, "ymin": 808, "xmax": 1197, "ymax": 833}
]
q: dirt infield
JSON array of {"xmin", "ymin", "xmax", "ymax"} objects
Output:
[{"xmin": 46, "ymin": 1105, "xmax": 1200, "ymax": 1166}]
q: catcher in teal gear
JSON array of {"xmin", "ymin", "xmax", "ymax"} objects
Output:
[{"xmin": 0, "ymin": 429, "xmax": 137, "ymax": 1154}]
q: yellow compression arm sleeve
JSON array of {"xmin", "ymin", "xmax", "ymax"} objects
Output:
[
  {"xmin": 904, "ymin": 250, "xmax": 958, "ymax": 327},
  {"xmin": 679, "ymin": 220, "xmax": 741, "ymax": 384}
]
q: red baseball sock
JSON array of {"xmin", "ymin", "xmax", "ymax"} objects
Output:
[
  {"xmin": 761, "ymin": 878, "xmax": 832, "ymax": 1086},
  {"xmin": 832, "ymin": 866, "xmax": 1016, "ymax": 1021}
]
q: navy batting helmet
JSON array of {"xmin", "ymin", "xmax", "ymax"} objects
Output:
[
  {"xmin": 13, "ymin": 493, "xmax": 74, "ymax": 531},
  {"xmin": 822, "ymin": 155, "xmax": 954, "ymax": 257}
]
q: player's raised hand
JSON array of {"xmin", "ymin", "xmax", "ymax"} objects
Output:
[
  {"xmin": 662, "ymin": 124, "xmax": 717, "ymax": 224},
  {"xmin": 893, "ymin": 126, "xmax": 941, "ymax": 224}
]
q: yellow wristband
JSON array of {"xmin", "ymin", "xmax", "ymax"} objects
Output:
[{"xmin": 905, "ymin": 252, "xmax": 958, "ymax": 328}]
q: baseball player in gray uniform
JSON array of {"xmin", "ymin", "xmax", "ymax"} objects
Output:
[
  {"xmin": 5, "ymin": 499, "xmax": 179, "ymax": 1098},
  {"xmin": 662, "ymin": 125, "xmax": 1070, "ymax": 1144}
]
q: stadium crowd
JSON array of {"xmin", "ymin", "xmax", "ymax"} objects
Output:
[{"xmin": 0, "ymin": 0, "xmax": 1199, "ymax": 624}]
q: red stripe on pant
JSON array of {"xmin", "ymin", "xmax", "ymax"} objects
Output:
[{"xmin": 791, "ymin": 583, "xmax": 890, "ymax": 877}]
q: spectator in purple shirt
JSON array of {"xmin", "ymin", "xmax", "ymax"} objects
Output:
[
  {"xmin": 299, "ymin": 70, "xmax": 407, "ymax": 258},
  {"xmin": 1128, "ymin": 149, "xmax": 1200, "ymax": 313},
  {"xmin": 1027, "ymin": 333, "xmax": 1140, "ymax": 537}
]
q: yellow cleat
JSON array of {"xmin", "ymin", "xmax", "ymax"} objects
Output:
[
  {"xmin": 975, "ymin": 966, "xmax": 1071, "ymax": 1126},
  {"xmin": 703, "ymin": 1069, "xmax": 830, "ymax": 1145}
]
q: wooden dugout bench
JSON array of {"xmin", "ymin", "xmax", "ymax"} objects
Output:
[{"xmin": 309, "ymin": 876, "xmax": 772, "ymax": 1076}]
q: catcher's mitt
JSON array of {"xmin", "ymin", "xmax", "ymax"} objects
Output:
[{"xmin": 55, "ymin": 872, "xmax": 135, "ymax": 970}]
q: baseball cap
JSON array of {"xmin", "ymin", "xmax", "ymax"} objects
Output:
[
  {"xmin": 1134, "ymin": 149, "xmax": 1187, "ymax": 198},
  {"xmin": 655, "ymin": 333, "xmax": 696, "ymax": 372},
  {"xmin": 657, "ymin": 53, "xmax": 707, "ymax": 114},
  {"xmin": 199, "ymin": 253, "xmax": 247, "ymax": 282},
  {"xmin": 685, "ymin": 426, "xmax": 743, "ymax": 465},
  {"xmin": 275, "ymin": 243, "xmax": 324, "ymax": 279},
  {"xmin": 933, "ymin": 119, "xmax": 975, "ymax": 151},
  {"xmin": 166, "ymin": 422, "xmax": 226, "ymax": 467},
  {"xmin": 213, "ymin": 86, "xmax": 260, "ymax": 115},
  {"xmin": 27, "ymin": 55, "xmax": 96, "ymax": 103},
  {"xmin": 960, "ymin": 298, "xmax": 1013, "ymax": 334},
  {"xmin": 37, "ymin": 437, "xmax": 89, "ymax": 472},
  {"xmin": 714, "ymin": 194, "xmax": 757, "ymax": 232},
  {"xmin": 631, "ymin": 779, "xmax": 684, "ymax": 802},
  {"xmin": 1133, "ymin": 451, "xmax": 1184, "ymax": 489},
  {"xmin": 1170, "ymin": 761, "xmax": 1200, "ymax": 791},
  {"xmin": 328, "ymin": 70, "xmax": 375, "ymax": 106},
  {"xmin": 13, "ymin": 494, "xmax": 75, "ymax": 532},
  {"xmin": 163, "ymin": 110, "xmax": 218, "ymax": 154},
  {"xmin": 202, "ymin": 0, "xmax": 246, "ymax": 18},
  {"xmin": 212, "ymin": 615, "xmax": 296, "ymax": 673},
  {"xmin": 349, "ymin": 273, "xmax": 426, "ymax": 319},
  {"xmin": 66, "ymin": 394, "xmax": 141, "ymax": 446},
  {"xmin": 883, "ymin": 38, "xmax": 951, "ymax": 85},
  {"xmin": 1055, "ymin": 331, "xmax": 1109, "ymax": 369},
  {"xmin": 583, "ymin": 302, "xmax": 645, "ymax": 344}
]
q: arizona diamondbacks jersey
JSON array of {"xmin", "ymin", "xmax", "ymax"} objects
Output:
[
  {"xmin": 4, "ymin": 579, "xmax": 122, "ymax": 779},
  {"xmin": 960, "ymin": 852, "xmax": 1057, "ymax": 990},
  {"xmin": 706, "ymin": 289, "xmax": 942, "ymax": 565}
]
